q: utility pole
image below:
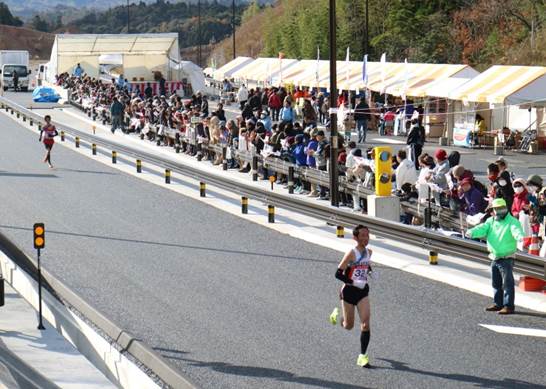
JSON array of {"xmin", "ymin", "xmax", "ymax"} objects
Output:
[
  {"xmin": 232, "ymin": 0, "xmax": 236, "ymax": 59},
  {"xmin": 198, "ymin": 0, "xmax": 202, "ymax": 67},
  {"xmin": 329, "ymin": 0, "xmax": 339, "ymax": 207},
  {"xmin": 365, "ymin": 0, "xmax": 369, "ymax": 55},
  {"xmin": 127, "ymin": 0, "xmax": 130, "ymax": 34}
]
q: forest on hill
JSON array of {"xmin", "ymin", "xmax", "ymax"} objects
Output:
[{"xmin": 212, "ymin": 0, "xmax": 546, "ymax": 69}]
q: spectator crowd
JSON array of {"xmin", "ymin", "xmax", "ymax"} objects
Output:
[{"xmin": 56, "ymin": 71, "xmax": 546, "ymax": 251}]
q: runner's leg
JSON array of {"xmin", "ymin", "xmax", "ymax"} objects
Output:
[
  {"xmin": 357, "ymin": 297, "xmax": 371, "ymax": 355},
  {"xmin": 341, "ymin": 300, "xmax": 355, "ymax": 330}
]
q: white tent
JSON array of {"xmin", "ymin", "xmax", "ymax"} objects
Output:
[{"xmin": 47, "ymin": 33, "xmax": 180, "ymax": 82}]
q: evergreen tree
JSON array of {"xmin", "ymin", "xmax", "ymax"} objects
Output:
[{"xmin": 0, "ymin": 2, "xmax": 23, "ymax": 27}]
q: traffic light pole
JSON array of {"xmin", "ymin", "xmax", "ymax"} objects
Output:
[
  {"xmin": 328, "ymin": 0, "xmax": 339, "ymax": 207},
  {"xmin": 37, "ymin": 248, "xmax": 45, "ymax": 330}
]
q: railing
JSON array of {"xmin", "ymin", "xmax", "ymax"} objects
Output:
[{"xmin": 1, "ymin": 96, "xmax": 544, "ymax": 283}]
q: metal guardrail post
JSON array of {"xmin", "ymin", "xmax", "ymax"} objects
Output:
[
  {"xmin": 222, "ymin": 147, "xmax": 228, "ymax": 171},
  {"xmin": 252, "ymin": 156, "xmax": 258, "ymax": 181},
  {"xmin": 288, "ymin": 166, "xmax": 294, "ymax": 194}
]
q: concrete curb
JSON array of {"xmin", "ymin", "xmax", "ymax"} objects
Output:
[{"xmin": 0, "ymin": 231, "xmax": 195, "ymax": 389}]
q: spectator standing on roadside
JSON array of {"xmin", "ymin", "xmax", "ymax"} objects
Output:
[
  {"xmin": 73, "ymin": 63, "xmax": 84, "ymax": 78},
  {"xmin": 279, "ymin": 100, "xmax": 295, "ymax": 124},
  {"xmin": 110, "ymin": 96, "xmax": 124, "ymax": 134},
  {"xmin": 268, "ymin": 89, "xmax": 282, "ymax": 122},
  {"xmin": 407, "ymin": 118, "xmax": 425, "ymax": 170},
  {"xmin": 144, "ymin": 83, "xmax": 153, "ymax": 99},
  {"xmin": 354, "ymin": 97, "xmax": 370, "ymax": 143},
  {"xmin": 237, "ymin": 84, "xmax": 249, "ymax": 111},
  {"xmin": 466, "ymin": 198, "xmax": 524, "ymax": 315}
]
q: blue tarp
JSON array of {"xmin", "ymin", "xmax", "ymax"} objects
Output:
[{"xmin": 32, "ymin": 86, "xmax": 60, "ymax": 103}]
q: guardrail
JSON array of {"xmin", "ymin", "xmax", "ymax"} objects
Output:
[
  {"xmin": 0, "ymin": 229, "xmax": 194, "ymax": 389},
  {"xmin": 1, "ymin": 97, "xmax": 544, "ymax": 283}
]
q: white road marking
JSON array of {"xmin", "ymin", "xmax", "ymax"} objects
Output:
[{"xmin": 479, "ymin": 324, "xmax": 546, "ymax": 338}]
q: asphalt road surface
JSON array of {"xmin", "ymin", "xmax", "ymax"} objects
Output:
[{"xmin": 0, "ymin": 109, "xmax": 545, "ymax": 388}]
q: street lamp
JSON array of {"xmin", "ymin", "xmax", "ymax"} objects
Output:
[{"xmin": 329, "ymin": 0, "xmax": 339, "ymax": 207}]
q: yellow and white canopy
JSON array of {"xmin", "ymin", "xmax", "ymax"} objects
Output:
[
  {"xmin": 213, "ymin": 56, "xmax": 253, "ymax": 81},
  {"xmin": 230, "ymin": 57, "xmax": 298, "ymax": 83},
  {"xmin": 449, "ymin": 65, "xmax": 546, "ymax": 105}
]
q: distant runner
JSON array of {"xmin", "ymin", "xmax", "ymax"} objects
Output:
[
  {"xmin": 39, "ymin": 115, "xmax": 57, "ymax": 168},
  {"xmin": 329, "ymin": 224, "xmax": 373, "ymax": 368}
]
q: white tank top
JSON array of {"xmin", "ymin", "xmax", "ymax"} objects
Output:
[{"xmin": 348, "ymin": 248, "xmax": 371, "ymax": 284}]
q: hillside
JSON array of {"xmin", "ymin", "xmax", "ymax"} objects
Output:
[
  {"xmin": 209, "ymin": 0, "xmax": 546, "ymax": 69},
  {"xmin": 0, "ymin": 24, "xmax": 53, "ymax": 59},
  {"xmin": 6, "ymin": 0, "xmax": 275, "ymax": 19}
]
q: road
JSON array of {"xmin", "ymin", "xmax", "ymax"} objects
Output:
[{"xmin": 0, "ymin": 102, "xmax": 545, "ymax": 388}]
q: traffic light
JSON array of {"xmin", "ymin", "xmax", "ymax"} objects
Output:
[
  {"xmin": 33, "ymin": 223, "xmax": 45, "ymax": 249},
  {"xmin": 374, "ymin": 146, "xmax": 393, "ymax": 196}
]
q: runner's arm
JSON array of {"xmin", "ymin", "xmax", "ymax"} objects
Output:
[{"xmin": 335, "ymin": 250, "xmax": 354, "ymax": 284}]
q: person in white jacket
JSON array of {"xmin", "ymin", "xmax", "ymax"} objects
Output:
[
  {"xmin": 237, "ymin": 84, "xmax": 249, "ymax": 110},
  {"xmin": 395, "ymin": 149, "xmax": 417, "ymax": 191}
]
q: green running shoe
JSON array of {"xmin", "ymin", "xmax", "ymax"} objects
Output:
[
  {"xmin": 329, "ymin": 307, "xmax": 339, "ymax": 325},
  {"xmin": 357, "ymin": 353, "xmax": 370, "ymax": 368}
]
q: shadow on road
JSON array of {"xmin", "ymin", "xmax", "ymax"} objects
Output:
[
  {"xmin": 153, "ymin": 347, "xmax": 367, "ymax": 389},
  {"xmin": 53, "ymin": 168, "xmax": 118, "ymax": 176},
  {"xmin": 0, "ymin": 224, "xmax": 329, "ymax": 264},
  {"xmin": 377, "ymin": 358, "xmax": 542, "ymax": 388},
  {"xmin": 0, "ymin": 171, "xmax": 56, "ymax": 178}
]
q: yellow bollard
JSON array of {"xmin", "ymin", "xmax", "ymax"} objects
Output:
[
  {"xmin": 165, "ymin": 169, "xmax": 171, "ymax": 184},
  {"xmin": 336, "ymin": 226, "xmax": 344, "ymax": 238},
  {"xmin": 136, "ymin": 159, "xmax": 142, "ymax": 173},
  {"xmin": 268, "ymin": 205, "xmax": 275, "ymax": 223},
  {"xmin": 241, "ymin": 196, "xmax": 248, "ymax": 214},
  {"xmin": 200, "ymin": 182, "xmax": 206, "ymax": 197},
  {"xmin": 429, "ymin": 250, "xmax": 438, "ymax": 265},
  {"xmin": 91, "ymin": 143, "xmax": 97, "ymax": 155},
  {"xmin": 60, "ymin": 131, "xmax": 65, "ymax": 141},
  {"xmin": 112, "ymin": 151, "xmax": 117, "ymax": 164},
  {"xmin": 75, "ymin": 137, "xmax": 80, "ymax": 148}
]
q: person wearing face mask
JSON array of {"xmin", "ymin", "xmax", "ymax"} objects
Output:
[
  {"xmin": 511, "ymin": 178, "xmax": 530, "ymax": 217},
  {"xmin": 487, "ymin": 163, "xmax": 514, "ymax": 210},
  {"xmin": 525, "ymin": 174, "xmax": 543, "ymax": 207},
  {"xmin": 466, "ymin": 198, "xmax": 524, "ymax": 315}
]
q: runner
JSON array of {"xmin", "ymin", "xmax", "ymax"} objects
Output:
[
  {"xmin": 329, "ymin": 224, "xmax": 373, "ymax": 368},
  {"xmin": 39, "ymin": 115, "xmax": 57, "ymax": 168}
]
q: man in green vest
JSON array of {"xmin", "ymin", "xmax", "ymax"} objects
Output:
[{"xmin": 466, "ymin": 198, "xmax": 524, "ymax": 314}]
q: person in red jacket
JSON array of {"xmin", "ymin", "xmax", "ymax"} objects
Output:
[
  {"xmin": 268, "ymin": 89, "xmax": 282, "ymax": 122},
  {"xmin": 511, "ymin": 178, "xmax": 530, "ymax": 217}
]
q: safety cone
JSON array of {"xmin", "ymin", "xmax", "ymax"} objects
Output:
[{"xmin": 528, "ymin": 233, "xmax": 540, "ymax": 256}]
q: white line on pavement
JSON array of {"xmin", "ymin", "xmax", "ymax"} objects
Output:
[{"xmin": 479, "ymin": 324, "xmax": 546, "ymax": 338}]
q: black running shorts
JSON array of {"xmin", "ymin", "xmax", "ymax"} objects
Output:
[{"xmin": 340, "ymin": 283, "xmax": 369, "ymax": 305}]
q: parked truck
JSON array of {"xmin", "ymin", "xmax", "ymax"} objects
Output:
[{"xmin": 0, "ymin": 50, "xmax": 30, "ymax": 92}]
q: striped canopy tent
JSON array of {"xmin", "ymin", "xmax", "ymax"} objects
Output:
[
  {"xmin": 293, "ymin": 60, "xmax": 363, "ymax": 90},
  {"xmin": 386, "ymin": 64, "xmax": 478, "ymax": 97},
  {"xmin": 280, "ymin": 60, "xmax": 319, "ymax": 86},
  {"xmin": 230, "ymin": 57, "xmax": 298, "ymax": 84},
  {"xmin": 213, "ymin": 56, "xmax": 253, "ymax": 81},
  {"xmin": 449, "ymin": 65, "xmax": 546, "ymax": 105}
]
